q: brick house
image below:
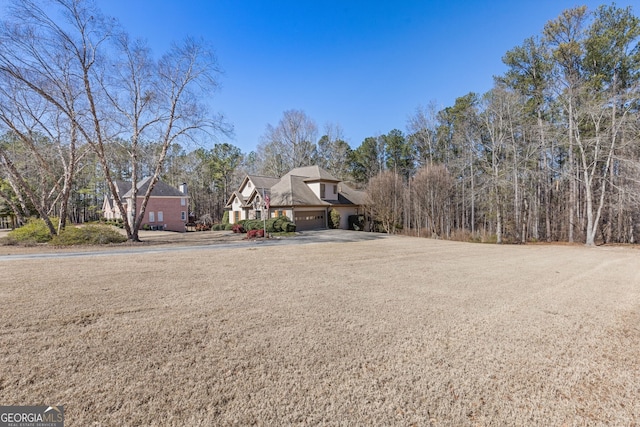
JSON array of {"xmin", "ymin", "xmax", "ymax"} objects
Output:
[{"xmin": 102, "ymin": 177, "xmax": 189, "ymax": 232}]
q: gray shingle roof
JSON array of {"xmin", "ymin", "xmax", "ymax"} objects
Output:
[
  {"xmin": 337, "ymin": 183, "xmax": 368, "ymax": 205},
  {"xmin": 123, "ymin": 177, "xmax": 186, "ymax": 198},
  {"xmin": 247, "ymin": 175, "xmax": 280, "ymax": 190},
  {"xmin": 114, "ymin": 180, "xmax": 132, "ymax": 196},
  {"xmin": 270, "ymin": 174, "xmax": 327, "ymax": 206},
  {"xmin": 284, "ymin": 165, "xmax": 340, "ymax": 182},
  {"xmin": 228, "ymin": 166, "xmax": 366, "ymax": 209}
]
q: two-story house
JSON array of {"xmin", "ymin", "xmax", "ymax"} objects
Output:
[
  {"xmin": 102, "ymin": 177, "xmax": 189, "ymax": 232},
  {"xmin": 226, "ymin": 166, "xmax": 366, "ymax": 231}
]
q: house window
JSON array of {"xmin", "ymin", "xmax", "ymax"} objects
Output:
[
  {"xmin": 333, "ymin": 185, "xmax": 337, "ymax": 195},
  {"xmin": 158, "ymin": 211, "xmax": 163, "ymax": 222},
  {"xmin": 256, "ymin": 210, "xmax": 261, "ymax": 220},
  {"xmin": 320, "ymin": 183, "xmax": 326, "ymax": 199},
  {"xmin": 149, "ymin": 211, "xmax": 155, "ymax": 222},
  {"xmin": 181, "ymin": 198, "xmax": 186, "ymax": 206},
  {"xmin": 234, "ymin": 211, "xmax": 240, "ymax": 223},
  {"xmin": 181, "ymin": 211, "xmax": 186, "ymax": 221}
]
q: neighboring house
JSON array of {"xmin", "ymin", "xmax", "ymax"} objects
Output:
[
  {"xmin": 0, "ymin": 200, "xmax": 14, "ymax": 229},
  {"xmin": 226, "ymin": 165, "xmax": 367, "ymax": 231},
  {"xmin": 102, "ymin": 177, "xmax": 189, "ymax": 232}
]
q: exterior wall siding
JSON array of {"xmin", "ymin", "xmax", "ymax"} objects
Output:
[
  {"xmin": 241, "ymin": 182, "xmax": 253, "ymax": 198},
  {"xmin": 333, "ymin": 207, "xmax": 360, "ymax": 230},
  {"xmin": 138, "ymin": 197, "xmax": 186, "ymax": 232},
  {"xmin": 230, "ymin": 197, "xmax": 243, "ymax": 224},
  {"xmin": 307, "ymin": 181, "xmax": 338, "ymax": 200}
]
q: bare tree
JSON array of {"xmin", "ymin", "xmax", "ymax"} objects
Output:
[
  {"xmin": 407, "ymin": 102, "xmax": 439, "ymax": 167},
  {"xmin": 0, "ymin": 0, "xmax": 227, "ymax": 241},
  {"xmin": 317, "ymin": 122, "xmax": 352, "ymax": 180},
  {"xmin": 411, "ymin": 164, "xmax": 453, "ymax": 238},
  {"xmin": 544, "ymin": 6, "xmax": 589, "ymax": 243},
  {"xmin": 258, "ymin": 109, "xmax": 317, "ymax": 176},
  {"xmin": 367, "ymin": 171, "xmax": 402, "ymax": 234}
]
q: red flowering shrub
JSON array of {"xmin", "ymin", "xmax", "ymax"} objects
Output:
[{"xmin": 246, "ymin": 229, "xmax": 265, "ymax": 239}]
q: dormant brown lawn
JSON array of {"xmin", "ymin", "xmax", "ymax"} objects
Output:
[{"xmin": 1, "ymin": 234, "xmax": 639, "ymax": 425}]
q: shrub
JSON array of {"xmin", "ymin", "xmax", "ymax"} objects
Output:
[
  {"xmin": 51, "ymin": 225, "xmax": 127, "ymax": 245},
  {"xmin": 329, "ymin": 209, "xmax": 341, "ymax": 229},
  {"xmin": 7, "ymin": 218, "xmax": 53, "ymax": 244},
  {"xmin": 246, "ymin": 229, "xmax": 265, "ymax": 239},
  {"xmin": 224, "ymin": 223, "xmax": 233, "ymax": 231},
  {"xmin": 221, "ymin": 211, "xmax": 229, "ymax": 225},
  {"xmin": 255, "ymin": 215, "xmax": 292, "ymax": 233},
  {"xmin": 348, "ymin": 215, "xmax": 365, "ymax": 231},
  {"xmin": 241, "ymin": 219, "xmax": 262, "ymax": 231},
  {"xmin": 272, "ymin": 216, "xmax": 292, "ymax": 232},
  {"xmin": 231, "ymin": 223, "xmax": 245, "ymax": 233},
  {"xmin": 198, "ymin": 214, "xmax": 214, "ymax": 227}
]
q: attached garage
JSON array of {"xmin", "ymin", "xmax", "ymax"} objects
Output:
[{"xmin": 294, "ymin": 210, "xmax": 326, "ymax": 231}]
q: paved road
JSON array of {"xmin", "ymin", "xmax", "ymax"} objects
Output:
[{"xmin": 0, "ymin": 230, "xmax": 388, "ymax": 262}]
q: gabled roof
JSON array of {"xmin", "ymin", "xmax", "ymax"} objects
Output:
[
  {"xmin": 227, "ymin": 165, "xmax": 366, "ymax": 210},
  {"xmin": 337, "ymin": 183, "xmax": 368, "ymax": 206},
  {"xmin": 123, "ymin": 177, "xmax": 186, "ymax": 198},
  {"xmin": 102, "ymin": 194, "xmax": 114, "ymax": 210},
  {"xmin": 246, "ymin": 175, "xmax": 280, "ymax": 190},
  {"xmin": 113, "ymin": 180, "xmax": 132, "ymax": 196},
  {"xmin": 225, "ymin": 191, "xmax": 247, "ymax": 209},
  {"xmin": 246, "ymin": 188, "xmax": 270, "ymax": 205},
  {"xmin": 284, "ymin": 165, "xmax": 340, "ymax": 182},
  {"xmin": 270, "ymin": 174, "xmax": 327, "ymax": 207}
]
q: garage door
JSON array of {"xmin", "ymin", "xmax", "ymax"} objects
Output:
[{"xmin": 294, "ymin": 210, "xmax": 326, "ymax": 231}]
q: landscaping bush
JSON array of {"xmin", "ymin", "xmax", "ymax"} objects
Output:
[
  {"xmin": 195, "ymin": 223, "xmax": 211, "ymax": 231},
  {"xmin": 51, "ymin": 225, "xmax": 127, "ymax": 245},
  {"xmin": 348, "ymin": 215, "xmax": 365, "ymax": 231},
  {"xmin": 272, "ymin": 216, "xmax": 292, "ymax": 232},
  {"xmin": 221, "ymin": 211, "xmax": 229, "ymax": 225},
  {"xmin": 6, "ymin": 218, "xmax": 54, "ymax": 244},
  {"xmin": 329, "ymin": 209, "xmax": 341, "ymax": 229},
  {"xmin": 224, "ymin": 223, "xmax": 233, "ymax": 231},
  {"xmin": 246, "ymin": 229, "xmax": 265, "ymax": 239},
  {"xmin": 241, "ymin": 219, "xmax": 263, "ymax": 231},
  {"xmin": 232, "ymin": 216, "xmax": 293, "ymax": 233},
  {"xmin": 102, "ymin": 218, "xmax": 124, "ymax": 228},
  {"xmin": 231, "ymin": 223, "xmax": 244, "ymax": 233}
]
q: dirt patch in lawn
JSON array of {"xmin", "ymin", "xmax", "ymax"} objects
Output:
[{"xmin": 1, "ymin": 236, "xmax": 639, "ymax": 425}]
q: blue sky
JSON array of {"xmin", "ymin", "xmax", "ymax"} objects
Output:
[{"xmin": 99, "ymin": 1, "xmax": 636, "ymax": 153}]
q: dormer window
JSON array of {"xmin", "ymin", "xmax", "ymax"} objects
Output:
[
  {"xmin": 320, "ymin": 183, "xmax": 326, "ymax": 199},
  {"xmin": 248, "ymin": 182, "xmax": 252, "ymax": 189}
]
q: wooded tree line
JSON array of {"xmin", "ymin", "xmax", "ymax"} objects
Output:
[
  {"xmin": 1, "ymin": 2, "xmax": 638, "ymax": 246},
  {"xmin": 361, "ymin": 4, "xmax": 640, "ymax": 246},
  {"xmin": 255, "ymin": 4, "xmax": 640, "ymax": 246}
]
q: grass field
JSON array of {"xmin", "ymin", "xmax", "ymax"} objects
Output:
[{"xmin": 1, "ymin": 234, "xmax": 639, "ymax": 425}]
